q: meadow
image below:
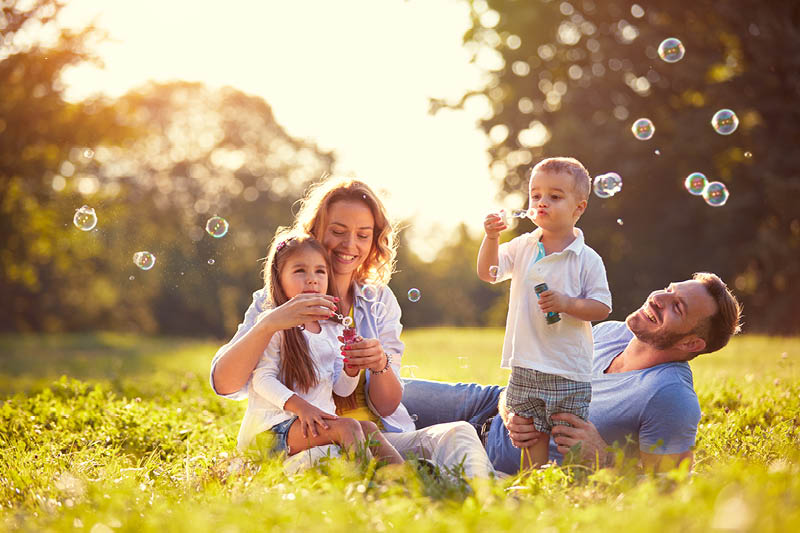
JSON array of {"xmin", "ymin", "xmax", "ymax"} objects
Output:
[{"xmin": 1, "ymin": 329, "xmax": 798, "ymax": 532}]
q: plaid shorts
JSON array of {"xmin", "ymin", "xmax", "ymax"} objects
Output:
[{"xmin": 505, "ymin": 367, "xmax": 591, "ymax": 433}]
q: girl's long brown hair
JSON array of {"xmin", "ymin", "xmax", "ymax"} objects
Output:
[{"xmin": 263, "ymin": 233, "xmax": 339, "ymax": 393}]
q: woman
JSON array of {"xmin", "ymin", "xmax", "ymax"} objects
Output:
[{"xmin": 210, "ymin": 176, "xmax": 493, "ymax": 478}]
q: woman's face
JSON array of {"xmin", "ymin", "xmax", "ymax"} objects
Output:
[{"xmin": 321, "ymin": 199, "xmax": 375, "ymax": 279}]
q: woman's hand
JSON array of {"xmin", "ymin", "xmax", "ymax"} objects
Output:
[
  {"xmin": 260, "ymin": 293, "xmax": 338, "ymax": 330},
  {"xmin": 339, "ymin": 335, "xmax": 388, "ymax": 373}
]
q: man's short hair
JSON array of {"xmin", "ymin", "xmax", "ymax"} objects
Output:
[
  {"xmin": 691, "ymin": 272, "xmax": 743, "ymax": 356},
  {"xmin": 531, "ymin": 157, "xmax": 591, "ymax": 201}
]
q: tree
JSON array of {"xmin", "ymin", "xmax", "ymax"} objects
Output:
[{"xmin": 440, "ymin": 0, "xmax": 800, "ymax": 332}]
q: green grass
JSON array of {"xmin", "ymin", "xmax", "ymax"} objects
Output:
[{"xmin": 1, "ymin": 330, "xmax": 799, "ymax": 532}]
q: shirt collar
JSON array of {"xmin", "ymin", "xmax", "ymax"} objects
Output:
[{"xmin": 530, "ymin": 227, "xmax": 586, "ymax": 256}]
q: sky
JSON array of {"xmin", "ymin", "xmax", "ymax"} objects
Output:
[{"xmin": 58, "ymin": 0, "xmax": 509, "ymax": 260}]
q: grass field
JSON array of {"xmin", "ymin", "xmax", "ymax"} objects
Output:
[{"xmin": 1, "ymin": 329, "xmax": 799, "ymax": 532}]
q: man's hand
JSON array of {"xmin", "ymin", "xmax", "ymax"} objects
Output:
[
  {"xmin": 499, "ymin": 390, "xmax": 547, "ymax": 448},
  {"xmin": 550, "ymin": 413, "xmax": 610, "ymax": 464}
]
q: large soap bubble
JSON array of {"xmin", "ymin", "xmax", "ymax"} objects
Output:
[
  {"xmin": 407, "ymin": 288, "xmax": 421, "ymax": 302},
  {"xmin": 73, "ymin": 205, "xmax": 97, "ymax": 231},
  {"xmin": 631, "ymin": 118, "xmax": 655, "ymax": 140},
  {"xmin": 205, "ymin": 216, "xmax": 229, "ymax": 238},
  {"xmin": 684, "ymin": 172, "xmax": 708, "ymax": 196},
  {"xmin": 133, "ymin": 251, "xmax": 156, "ymax": 271},
  {"xmin": 703, "ymin": 181, "xmax": 729, "ymax": 207},
  {"xmin": 658, "ymin": 38, "xmax": 685, "ymax": 63},
  {"xmin": 711, "ymin": 109, "xmax": 739, "ymax": 135},
  {"xmin": 593, "ymin": 173, "xmax": 623, "ymax": 198}
]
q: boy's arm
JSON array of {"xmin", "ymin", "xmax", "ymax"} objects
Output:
[
  {"xmin": 477, "ymin": 212, "xmax": 506, "ymax": 282},
  {"xmin": 538, "ymin": 292, "xmax": 611, "ymax": 322}
]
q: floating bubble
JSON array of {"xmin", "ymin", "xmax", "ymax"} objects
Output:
[
  {"xmin": 410, "ymin": 414, "xmax": 419, "ymax": 422},
  {"xmin": 457, "ymin": 356, "xmax": 469, "ymax": 369},
  {"xmin": 133, "ymin": 251, "xmax": 156, "ymax": 271},
  {"xmin": 654, "ymin": 149, "xmax": 661, "ymax": 156},
  {"xmin": 371, "ymin": 301, "xmax": 387, "ymax": 320},
  {"xmin": 83, "ymin": 148, "xmax": 94, "ymax": 159},
  {"xmin": 342, "ymin": 316, "xmax": 353, "ymax": 328},
  {"xmin": 631, "ymin": 118, "xmax": 655, "ymax": 140},
  {"xmin": 205, "ymin": 216, "xmax": 229, "ymax": 238},
  {"xmin": 362, "ymin": 284, "xmax": 379, "ymax": 302},
  {"xmin": 400, "ymin": 365, "xmax": 419, "ymax": 378},
  {"xmin": 499, "ymin": 209, "xmax": 530, "ymax": 225},
  {"xmin": 593, "ymin": 173, "xmax": 623, "ymax": 198},
  {"xmin": 744, "ymin": 151, "xmax": 752, "ymax": 158},
  {"xmin": 711, "ymin": 109, "xmax": 739, "ymax": 135},
  {"xmin": 658, "ymin": 37, "xmax": 685, "ymax": 63},
  {"xmin": 489, "ymin": 265, "xmax": 499, "ymax": 279},
  {"xmin": 703, "ymin": 181, "xmax": 729, "ymax": 207},
  {"xmin": 73, "ymin": 205, "xmax": 97, "ymax": 231},
  {"xmin": 407, "ymin": 288, "xmax": 421, "ymax": 302},
  {"xmin": 617, "ymin": 218, "xmax": 624, "ymax": 225},
  {"xmin": 684, "ymin": 172, "xmax": 708, "ymax": 196},
  {"xmin": 208, "ymin": 258, "xmax": 215, "ymax": 265},
  {"xmin": 129, "ymin": 276, "xmax": 135, "ymax": 281}
]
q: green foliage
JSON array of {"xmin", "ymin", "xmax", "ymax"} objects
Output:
[
  {"xmin": 1, "ymin": 331, "xmax": 799, "ymax": 531},
  {"xmin": 445, "ymin": 0, "xmax": 800, "ymax": 333}
]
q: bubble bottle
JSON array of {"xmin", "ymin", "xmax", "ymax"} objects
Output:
[
  {"xmin": 341, "ymin": 315, "xmax": 357, "ymax": 345},
  {"xmin": 534, "ymin": 282, "xmax": 561, "ymax": 324}
]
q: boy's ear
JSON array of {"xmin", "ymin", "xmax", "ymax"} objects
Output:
[{"xmin": 574, "ymin": 199, "xmax": 587, "ymax": 218}]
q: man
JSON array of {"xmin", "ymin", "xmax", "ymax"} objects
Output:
[{"xmin": 401, "ymin": 272, "xmax": 742, "ymax": 474}]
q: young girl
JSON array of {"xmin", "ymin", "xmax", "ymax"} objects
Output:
[{"xmin": 238, "ymin": 234, "xmax": 404, "ymax": 464}]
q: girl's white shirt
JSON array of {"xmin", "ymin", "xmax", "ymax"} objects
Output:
[
  {"xmin": 237, "ymin": 320, "xmax": 359, "ymax": 451},
  {"xmin": 211, "ymin": 283, "xmax": 416, "ymax": 436}
]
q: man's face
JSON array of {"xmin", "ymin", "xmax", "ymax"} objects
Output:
[{"xmin": 626, "ymin": 280, "xmax": 717, "ymax": 350}]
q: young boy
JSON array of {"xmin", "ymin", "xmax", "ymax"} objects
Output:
[{"xmin": 477, "ymin": 157, "xmax": 612, "ymax": 468}]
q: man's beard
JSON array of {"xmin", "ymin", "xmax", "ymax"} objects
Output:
[{"xmin": 626, "ymin": 310, "xmax": 686, "ymax": 350}]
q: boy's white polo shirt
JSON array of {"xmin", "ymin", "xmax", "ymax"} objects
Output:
[{"xmin": 493, "ymin": 227, "xmax": 611, "ymax": 382}]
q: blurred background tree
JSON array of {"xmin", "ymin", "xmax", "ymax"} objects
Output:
[
  {"xmin": 2, "ymin": 0, "xmax": 799, "ymax": 336},
  {"xmin": 427, "ymin": 0, "xmax": 800, "ymax": 333},
  {"xmin": 1, "ymin": 0, "xmax": 332, "ymax": 336}
]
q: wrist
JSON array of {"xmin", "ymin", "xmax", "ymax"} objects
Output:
[{"xmin": 370, "ymin": 352, "xmax": 392, "ymax": 374}]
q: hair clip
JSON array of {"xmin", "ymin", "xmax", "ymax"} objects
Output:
[{"xmin": 275, "ymin": 237, "xmax": 294, "ymax": 253}]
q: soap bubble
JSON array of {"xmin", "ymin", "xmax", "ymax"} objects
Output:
[
  {"xmin": 407, "ymin": 288, "xmax": 421, "ymax": 302},
  {"xmin": 73, "ymin": 205, "xmax": 97, "ymax": 231},
  {"xmin": 410, "ymin": 414, "xmax": 419, "ymax": 422},
  {"xmin": 401, "ymin": 365, "xmax": 419, "ymax": 378},
  {"xmin": 711, "ymin": 109, "xmax": 739, "ymax": 135},
  {"xmin": 631, "ymin": 118, "xmax": 655, "ymax": 140},
  {"xmin": 133, "ymin": 251, "xmax": 156, "ymax": 271},
  {"xmin": 342, "ymin": 316, "xmax": 353, "ymax": 328},
  {"xmin": 499, "ymin": 209, "xmax": 530, "ymax": 225},
  {"xmin": 362, "ymin": 284, "xmax": 379, "ymax": 302},
  {"xmin": 654, "ymin": 149, "xmax": 661, "ymax": 156},
  {"xmin": 617, "ymin": 218, "xmax": 624, "ymax": 226},
  {"xmin": 83, "ymin": 148, "xmax": 94, "ymax": 159},
  {"xmin": 371, "ymin": 301, "xmax": 387, "ymax": 320},
  {"xmin": 457, "ymin": 356, "xmax": 469, "ymax": 369},
  {"xmin": 703, "ymin": 181, "xmax": 729, "ymax": 207},
  {"xmin": 684, "ymin": 172, "xmax": 708, "ymax": 196},
  {"xmin": 129, "ymin": 276, "xmax": 134, "ymax": 281},
  {"xmin": 744, "ymin": 151, "xmax": 752, "ymax": 158},
  {"xmin": 593, "ymin": 173, "xmax": 623, "ymax": 198},
  {"xmin": 205, "ymin": 216, "xmax": 229, "ymax": 238},
  {"xmin": 658, "ymin": 37, "xmax": 685, "ymax": 63},
  {"xmin": 489, "ymin": 265, "xmax": 499, "ymax": 279},
  {"xmin": 208, "ymin": 259, "xmax": 215, "ymax": 265}
]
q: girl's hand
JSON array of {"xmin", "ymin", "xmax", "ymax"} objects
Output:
[
  {"xmin": 484, "ymin": 212, "xmax": 507, "ymax": 239},
  {"xmin": 260, "ymin": 293, "xmax": 338, "ymax": 330},
  {"xmin": 295, "ymin": 402, "xmax": 338, "ymax": 438},
  {"xmin": 538, "ymin": 289, "xmax": 570, "ymax": 314},
  {"xmin": 339, "ymin": 335, "xmax": 388, "ymax": 373}
]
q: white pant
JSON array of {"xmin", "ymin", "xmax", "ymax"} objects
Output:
[{"xmin": 282, "ymin": 421, "xmax": 494, "ymax": 478}]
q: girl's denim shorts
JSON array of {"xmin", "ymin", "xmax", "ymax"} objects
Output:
[{"xmin": 268, "ymin": 416, "xmax": 298, "ymax": 454}]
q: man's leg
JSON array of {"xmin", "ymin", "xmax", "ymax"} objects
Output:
[{"xmin": 401, "ymin": 379, "xmax": 504, "ymax": 430}]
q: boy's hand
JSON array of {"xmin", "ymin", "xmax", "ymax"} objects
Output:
[
  {"xmin": 483, "ymin": 212, "xmax": 507, "ymax": 239},
  {"xmin": 538, "ymin": 289, "xmax": 571, "ymax": 313}
]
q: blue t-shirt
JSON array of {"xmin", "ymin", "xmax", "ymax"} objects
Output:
[{"xmin": 486, "ymin": 321, "xmax": 701, "ymax": 472}]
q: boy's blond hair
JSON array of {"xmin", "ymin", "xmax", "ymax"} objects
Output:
[{"xmin": 531, "ymin": 157, "xmax": 591, "ymax": 201}]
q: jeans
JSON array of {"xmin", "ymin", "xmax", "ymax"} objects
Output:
[{"xmin": 401, "ymin": 378, "xmax": 524, "ymax": 475}]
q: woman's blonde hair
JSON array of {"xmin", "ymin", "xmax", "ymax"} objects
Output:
[
  {"xmin": 291, "ymin": 176, "xmax": 398, "ymax": 285},
  {"xmin": 262, "ymin": 232, "xmax": 339, "ymax": 393}
]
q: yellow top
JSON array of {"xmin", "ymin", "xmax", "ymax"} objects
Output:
[{"xmin": 334, "ymin": 305, "xmax": 383, "ymax": 430}]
